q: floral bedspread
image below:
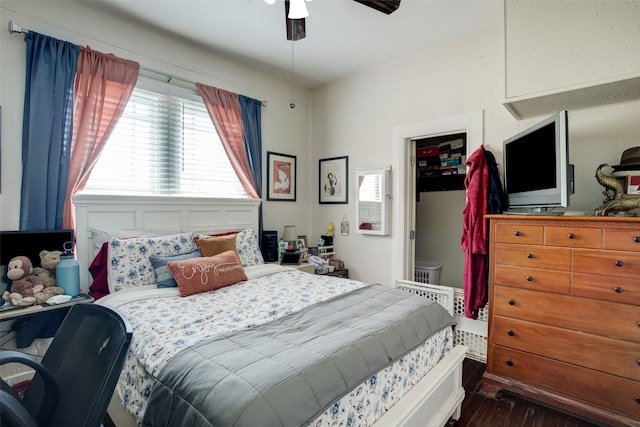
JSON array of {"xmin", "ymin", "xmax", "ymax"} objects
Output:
[{"xmin": 97, "ymin": 264, "xmax": 453, "ymax": 425}]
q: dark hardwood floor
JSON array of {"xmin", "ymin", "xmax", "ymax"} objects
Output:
[{"xmin": 447, "ymin": 358, "xmax": 603, "ymax": 427}]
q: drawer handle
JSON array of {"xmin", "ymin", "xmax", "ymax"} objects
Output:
[
  {"xmin": 614, "ymin": 287, "xmax": 623, "ymax": 294},
  {"xmin": 507, "ymin": 330, "xmax": 515, "ymax": 336},
  {"xmin": 514, "ymin": 231, "xmax": 521, "ymax": 236},
  {"xmin": 615, "ymin": 260, "xmax": 624, "ymax": 267},
  {"xmin": 508, "ymin": 299, "xmax": 516, "ymax": 306},
  {"xmin": 568, "ymin": 233, "xmax": 575, "ymax": 239},
  {"xmin": 526, "ymin": 276, "xmax": 533, "ymax": 282},
  {"xmin": 634, "ymin": 236, "xmax": 640, "ymax": 243},
  {"xmin": 637, "ymin": 396, "xmax": 640, "ymax": 404},
  {"xmin": 527, "ymin": 253, "xmax": 534, "ymax": 259},
  {"xmin": 506, "ymin": 360, "xmax": 513, "ymax": 367}
]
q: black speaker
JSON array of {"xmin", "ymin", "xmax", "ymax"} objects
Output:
[{"xmin": 261, "ymin": 230, "xmax": 278, "ymax": 262}]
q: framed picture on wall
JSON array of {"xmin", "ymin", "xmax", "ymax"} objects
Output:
[
  {"xmin": 319, "ymin": 156, "xmax": 348, "ymax": 204},
  {"xmin": 267, "ymin": 151, "xmax": 296, "ymax": 201}
]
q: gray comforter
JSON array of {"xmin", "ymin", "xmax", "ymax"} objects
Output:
[{"xmin": 142, "ymin": 284, "xmax": 455, "ymax": 427}]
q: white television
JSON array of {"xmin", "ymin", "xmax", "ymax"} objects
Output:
[{"xmin": 503, "ymin": 111, "xmax": 573, "ymax": 213}]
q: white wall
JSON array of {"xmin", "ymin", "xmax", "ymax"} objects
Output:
[
  {"xmin": 0, "ymin": 1, "xmax": 311, "ymax": 239},
  {"xmin": 310, "ymin": 24, "xmax": 640, "ymax": 287},
  {"xmin": 415, "ymin": 191, "xmax": 466, "ymax": 287}
]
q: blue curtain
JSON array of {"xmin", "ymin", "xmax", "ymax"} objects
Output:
[
  {"xmin": 238, "ymin": 95, "xmax": 263, "ymax": 243},
  {"xmin": 20, "ymin": 32, "xmax": 79, "ymax": 230}
]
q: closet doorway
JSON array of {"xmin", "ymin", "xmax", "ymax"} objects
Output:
[
  {"xmin": 413, "ymin": 133, "xmax": 467, "ymax": 287},
  {"xmin": 390, "ymin": 111, "xmax": 483, "ymax": 286}
]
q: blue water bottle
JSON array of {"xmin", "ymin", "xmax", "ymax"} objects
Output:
[{"xmin": 57, "ymin": 241, "xmax": 80, "ymax": 296}]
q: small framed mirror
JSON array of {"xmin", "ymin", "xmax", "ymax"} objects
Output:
[{"xmin": 354, "ymin": 166, "xmax": 391, "ymax": 235}]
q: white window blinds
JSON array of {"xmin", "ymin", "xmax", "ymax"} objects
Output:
[
  {"xmin": 84, "ymin": 80, "xmax": 246, "ymax": 198},
  {"xmin": 358, "ymin": 174, "xmax": 382, "ymax": 202}
]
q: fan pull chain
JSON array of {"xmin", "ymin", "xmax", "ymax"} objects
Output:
[{"xmin": 290, "ymin": 40, "xmax": 296, "ymax": 108}]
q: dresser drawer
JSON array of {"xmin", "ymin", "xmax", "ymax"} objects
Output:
[
  {"xmin": 494, "ymin": 265, "xmax": 570, "ymax": 294},
  {"xmin": 494, "ymin": 243, "xmax": 570, "ymax": 270},
  {"xmin": 572, "ymin": 272, "xmax": 640, "ymax": 306},
  {"xmin": 492, "ymin": 315, "xmax": 640, "ymax": 381},
  {"xmin": 494, "ymin": 224, "xmax": 543, "ymax": 245},
  {"xmin": 492, "ymin": 286, "xmax": 640, "ymax": 342},
  {"xmin": 573, "ymin": 249, "xmax": 640, "ymax": 279},
  {"xmin": 489, "ymin": 346, "xmax": 640, "ymax": 419},
  {"xmin": 604, "ymin": 228, "xmax": 640, "ymax": 252},
  {"xmin": 544, "ymin": 226, "xmax": 602, "ymax": 248}
]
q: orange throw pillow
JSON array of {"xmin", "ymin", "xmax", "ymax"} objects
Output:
[
  {"xmin": 168, "ymin": 250, "xmax": 248, "ymax": 297},
  {"xmin": 194, "ymin": 234, "xmax": 239, "ymax": 260}
]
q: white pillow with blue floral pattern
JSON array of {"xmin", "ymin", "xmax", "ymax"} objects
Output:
[
  {"xmin": 107, "ymin": 232, "xmax": 196, "ymax": 293},
  {"xmin": 235, "ymin": 228, "xmax": 264, "ymax": 267}
]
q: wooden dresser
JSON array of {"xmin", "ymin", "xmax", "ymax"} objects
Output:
[{"xmin": 482, "ymin": 215, "xmax": 640, "ymax": 426}]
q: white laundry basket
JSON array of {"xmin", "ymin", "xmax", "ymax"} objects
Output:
[{"xmin": 415, "ymin": 262, "xmax": 441, "ymax": 285}]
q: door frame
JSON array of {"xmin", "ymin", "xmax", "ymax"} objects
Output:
[{"xmin": 391, "ymin": 111, "xmax": 484, "ymax": 284}]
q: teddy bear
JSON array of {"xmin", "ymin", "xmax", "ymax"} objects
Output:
[
  {"xmin": 3, "ymin": 256, "xmax": 43, "ymax": 306},
  {"xmin": 31, "ymin": 250, "xmax": 65, "ymax": 304},
  {"xmin": 33, "ymin": 249, "xmax": 62, "ymax": 288},
  {"xmin": 33, "ymin": 286, "xmax": 64, "ymax": 305}
]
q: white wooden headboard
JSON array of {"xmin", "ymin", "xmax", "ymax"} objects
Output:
[{"xmin": 72, "ymin": 194, "xmax": 261, "ymax": 293}]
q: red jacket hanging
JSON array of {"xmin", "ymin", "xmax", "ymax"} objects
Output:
[{"xmin": 461, "ymin": 146, "xmax": 489, "ymax": 319}]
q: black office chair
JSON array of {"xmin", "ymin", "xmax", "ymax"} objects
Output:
[{"xmin": 0, "ymin": 303, "xmax": 132, "ymax": 427}]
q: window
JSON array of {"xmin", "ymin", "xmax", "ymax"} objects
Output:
[
  {"xmin": 355, "ymin": 167, "xmax": 390, "ymax": 235},
  {"xmin": 84, "ymin": 78, "xmax": 246, "ymax": 198},
  {"xmin": 358, "ymin": 174, "xmax": 381, "ymax": 202}
]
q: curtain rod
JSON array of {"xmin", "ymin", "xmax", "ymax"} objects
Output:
[
  {"xmin": 8, "ymin": 20, "xmax": 268, "ymax": 107},
  {"xmin": 8, "ymin": 20, "xmax": 28, "ymax": 35}
]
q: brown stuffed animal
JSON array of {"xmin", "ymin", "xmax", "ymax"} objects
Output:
[
  {"xmin": 33, "ymin": 249, "xmax": 62, "ymax": 288},
  {"xmin": 31, "ymin": 250, "xmax": 65, "ymax": 303},
  {"xmin": 4, "ymin": 256, "xmax": 44, "ymax": 306},
  {"xmin": 33, "ymin": 286, "xmax": 64, "ymax": 305}
]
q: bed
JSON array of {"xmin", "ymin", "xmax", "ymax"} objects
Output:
[{"xmin": 72, "ymin": 194, "xmax": 467, "ymax": 427}]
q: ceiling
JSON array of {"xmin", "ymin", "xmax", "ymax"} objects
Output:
[{"xmin": 85, "ymin": 0, "xmax": 502, "ymax": 88}]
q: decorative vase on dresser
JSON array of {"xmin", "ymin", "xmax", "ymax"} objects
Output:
[{"xmin": 482, "ymin": 215, "xmax": 640, "ymax": 427}]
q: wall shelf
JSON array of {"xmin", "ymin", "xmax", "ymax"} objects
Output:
[
  {"xmin": 503, "ymin": 75, "xmax": 640, "ymax": 120},
  {"xmin": 501, "ymin": 1, "xmax": 640, "ymax": 120}
]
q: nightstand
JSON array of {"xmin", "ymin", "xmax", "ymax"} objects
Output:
[
  {"xmin": 268, "ymin": 262, "xmax": 315, "ymax": 274},
  {"xmin": 320, "ymin": 269, "xmax": 349, "ymax": 279},
  {"xmin": 290, "ymin": 263, "xmax": 316, "ymax": 274}
]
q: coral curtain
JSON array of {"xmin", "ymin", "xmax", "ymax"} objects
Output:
[
  {"xmin": 238, "ymin": 95, "xmax": 264, "ymax": 242},
  {"xmin": 196, "ymin": 83, "xmax": 260, "ymax": 199},
  {"xmin": 20, "ymin": 32, "xmax": 79, "ymax": 230},
  {"xmin": 62, "ymin": 47, "xmax": 139, "ymax": 230}
]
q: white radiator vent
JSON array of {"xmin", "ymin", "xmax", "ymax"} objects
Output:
[{"xmin": 397, "ymin": 280, "xmax": 488, "ymax": 363}]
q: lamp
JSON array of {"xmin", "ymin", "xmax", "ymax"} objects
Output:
[
  {"xmin": 283, "ymin": 225, "xmax": 298, "ymax": 250},
  {"xmin": 265, "ymin": 0, "xmax": 310, "ymax": 19},
  {"xmin": 288, "ymin": 0, "xmax": 309, "ymax": 19}
]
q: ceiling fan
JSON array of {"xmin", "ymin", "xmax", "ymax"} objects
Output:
[{"xmin": 281, "ymin": 0, "xmax": 402, "ymax": 41}]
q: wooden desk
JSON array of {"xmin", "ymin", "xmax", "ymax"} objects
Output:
[{"xmin": 0, "ymin": 294, "xmax": 94, "ymax": 322}]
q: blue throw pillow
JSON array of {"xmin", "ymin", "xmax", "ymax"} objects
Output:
[{"xmin": 150, "ymin": 249, "xmax": 202, "ymax": 288}]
